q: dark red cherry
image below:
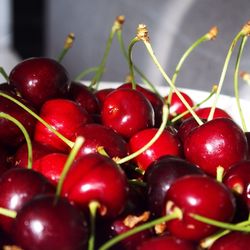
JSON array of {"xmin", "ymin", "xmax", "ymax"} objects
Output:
[
  {"xmin": 0, "ymin": 168, "xmax": 55, "ymax": 234},
  {"xmin": 34, "ymin": 98, "xmax": 92, "ymax": 152},
  {"xmin": 11, "ymin": 194, "xmax": 88, "ymax": 250},
  {"xmin": 118, "ymin": 83, "xmax": 164, "ymax": 127},
  {"xmin": 129, "ymin": 127, "xmax": 182, "ymax": 171},
  {"xmin": 209, "ymin": 232, "xmax": 250, "ymax": 250},
  {"xmin": 75, "ymin": 123, "xmax": 128, "ymax": 159},
  {"xmin": 68, "ymin": 81, "xmax": 100, "ymax": 114},
  {"xmin": 223, "ymin": 160, "xmax": 250, "ymax": 210},
  {"xmin": 144, "ymin": 156, "xmax": 204, "ymax": 217},
  {"xmin": 9, "ymin": 57, "xmax": 70, "ymax": 108},
  {"xmin": 101, "ymin": 88, "xmax": 155, "ymax": 138},
  {"xmin": 164, "ymin": 175, "xmax": 236, "ymax": 241},
  {"xmin": 184, "ymin": 118, "xmax": 248, "ymax": 176},
  {"xmin": 62, "ymin": 153, "xmax": 128, "ymax": 218},
  {"xmin": 136, "ymin": 233, "xmax": 198, "ymax": 250}
]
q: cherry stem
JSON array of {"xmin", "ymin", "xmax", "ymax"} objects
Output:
[
  {"xmin": 0, "ymin": 207, "xmax": 17, "ymax": 219},
  {"xmin": 0, "ymin": 112, "xmax": 32, "ymax": 169},
  {"xmin": 57, "ymin": 32, "xmax": 75, "ymax": 63},
  {"xmin": 55, "ymin": 136, "xmax": 85, "ymax": 198},
  {"xmin": 116, "ymin": 29, "xmax": 162, "ymax": 97},
  {"xmin": 89, "ymin": 15, "xmax": 125, "ymax": 90},
  {"xmin": 168, "ymin": 26, "xmax": 218, "ymax": 106},
  {"xmin": 0, "ymin": 92, "xmax": 74, "ymax": 149},
  {"xmin": 136, "ymin": 24, "xmax": 203, "ymax": 126},
  {"xmin": 171, "ymin": 85, "xmax": 217, "ymax": 123},
  {"xmin": 190, "ymin": 213, "xmax": 250, "ymax": 232},
  {"xmin": 216, "ymin": 166, "xmax": 224, "ymax": 182},
  {"xmin": 88, "ymin": 200, "xmax": 100, "ymax": 250},
  {"xmin": 98, "ymin": 207, "xmax": 182, "ymax": 250},
  {"xmin": 116, "ymin": 103, "xmax": 169, "ymax": 165},
  {"xmin": 74, "ymin": 67, "xmax": 99, "ymax": 82},
  {"xmin": 201, "ymin": 220, "xmax": 250, "ymax": 249},
  {"xmin": 234, "ymin": 35, "xmax": 248, "ymax": 132},
  {"xmin": 208, "ymin": 21, "xmax": 250, "ymax": 121},
  {"xmin": 0, "ymin": 66, "xmax": 9, "ymax": 82}
]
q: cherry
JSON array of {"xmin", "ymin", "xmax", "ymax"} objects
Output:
[
  {"xmin": 193, "ymin": 107, "xmax": 232, "ymax": 120},
  {"xmin": 0, "ymin": 168, "xmax": 55, "ymax": 234},
  {"xmin": 184, "ymin": 118, "xmax": 248, "ymax": 176},
  {"xmin": 223, "ymin": 160, "xmax": 250, "ymax": 209},
  {"xmin": 94, "ymin": 87, "xmax": 115, "ymax": 109},
  {"xmin": 11, "ymin": 194, "xmax": 89, "ymax": 250},
  {"xmin": 9, "ymin": 57, "xmax": 70, "ymax": 108},
  {"xmin": 164, "ymin": 175, "xmax": 236, "ymax": 241},
  {"xmin": 34, "ymin": 98, "xmax": 92, "ymax": 152},
  {"xmin": 209, "ymin": 232, "xmax": 250, "ymax": 250},
  {"xmin": 61, "ymin": 153, "xmax": 128, "ymax": 218},
  {"xmin": 136, "ymin": 233, "xmax": 198, "ymax": 250},
  {"xmin": 74, "ymin": 123, "xmax": 129, "ymax": 159},
  {"xmin": 144, "ymin": 155, "xmax": 204, "ymax": 217},
  {"xmin": 128, "ymin": 127, "xmax": 182, "ymax": 171},
  {"xmin": 118, "ymin": 82, "xmax": 164, "ymax": 127},
  {"xmin": 68, "ymin": 81, "xmax": 101, "ymax": 114},
  {"xmin": 101, "ymin": 88, "xmax": 155, "ymax": 138}
]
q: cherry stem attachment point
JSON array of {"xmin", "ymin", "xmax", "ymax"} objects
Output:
[{"xmin": 0, "ymin": 112, "xmax": 32, "ymax": 169}]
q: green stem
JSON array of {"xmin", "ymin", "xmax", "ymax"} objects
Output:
[
  {"xmin": 0, "ymin": 112, "xmax": 32, "ymax": 169},
  {"xmin": 0, "ymin": 66, "xmax": 9, "ymax": 82},
  {"xmin": 98, "ymin": 208, "xmax": 182, "ymax": 250},
  {"xmin": 88, "ymin": 201, "xmax": 100, "ymax": 250},
  {"xmin": 57, "ymin": 33, "xmax": 75, "ymax": 63},
  {"xmin": 116, "ymin": 103, "xmax": 169, "ymax": 165},
  {"xmin": 55, "ymin": 136, "xmax": 84, "ymax": 198},
  {"xmin": 190, "ymin": 213, "xmax": 250, "ymax": 232},
  {"xmin": 216, "ymin": 166, "xmax": 224, "ymax": 183},
  {"xmin": 0, "ymin": 207, "xmax": 17, "ymax": 218},
  {"xmin": 234, "ymin": 35, "xmax": 248, "ymax": 132},
  {"xmin": 0, "ymin": 92, "xmax": 74, "ymax": 149},
  {"xmin": 74, "ymin": 67, "xmax": 99, "ymax": 82},
  {"xmin": 207, "ymin": 28, "xmax": 246, "ymax": 121}
]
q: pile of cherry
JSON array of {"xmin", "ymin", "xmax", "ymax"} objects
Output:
[{"xmin": 0, "ymin": 56, "xmax": 249, "ymax": 250}]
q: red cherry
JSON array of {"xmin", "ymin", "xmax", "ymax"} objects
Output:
[
  {"xmin": 184, "ymin": 118, "xmax": 248, "ymax": 176},
  {"xmin": 164, "ymin": 175, "xmax": 236, "ymax": 241},
  {"xmin": 9, "ymin": 57, "xmax": 70, "ymax": 108},
  {"xmin": 11, "ymin": 194, "xmax": 88, "ymax": 250},
  {"xmin": 194, "ymin": 107, "xmax": 232, "ymax": 120},
  {"xmin": 129, "ymin": 127, "xmax": 182, "ymax": 171},
  {"xmin": 34, "ymin": 98, "xmax": 92, "ymax": 152},
  {"xmin": 101, "ymin": 88, "xmax": 155, "ymax": 138},
  {"xmin": 61, "ymin": 153, "xmax": 128, "ymax": 218},
  {"xmin": 94, "ymin": 88, "xmax": 115, "ymax": 109}
]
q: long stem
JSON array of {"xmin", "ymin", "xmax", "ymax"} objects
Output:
[
  {"xmin": 116, "ymin": 103, "xmax": 169, "ymax": 165},
  {"xmin": 136, "ymin": 24, "xmax": 203, "ymax": 126},
  {"xmin": 0, "ymin": 112, "xmax": 32, "ymax": 169},
  {"xmin": 55, "ymin": 136, "xmax": 84, "ymax": 198},
  {"xmin": 234, "ymin": 35, "xmax": 248, "ymax": 132},
  {"xmin": 0, "ymin": 92, "xmax": 74, "ymax": 149},
  {"xmin": 208, "ymin": 21, "xmax": 250, "ymax": 121},
  {"xmin": 98, "ymin": 208, "xmax": 182, "ymax": 250},
  {"xmin": 57, "ymin": 33, "xmax": 75, "ymax": 63}
]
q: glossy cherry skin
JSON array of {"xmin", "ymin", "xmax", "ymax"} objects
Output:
[
  {"xmin": 67, "ymin": 81, "xmax": 100, "ymax": 114},
  {"xmin": 129, "ymin": 127, "xmax": 182, "ymax": 171},
  {"xmin": 0, "ymin": 93, "xmax": 36, "ymax": 148},
  {"xmin": 194, "ymin": 106, "xmax": 232, "ymax": 120},
  {"xmin": 223, "ymin": 160, "xmax": 250, "ymax": 210},
  {"xmin": 34, "ymin": 98, "xmax": 92, "ymax": 152},
  {"xmin": 144, "ymin": 156, "xmax": 204, "ymax": 217},
  {"xmin": 0, "ymin": 168, "xmax": 55, "ymax": 234},
  {"xmin": 11, "ymin": 194, "xmax": 88, "ymax": 250},
  {"xmin": 184, "ymin": 118, "xmax": 248, "ymax": 176},
  {"xmin": 164, "ymin": 175, "xmax": 236, "ymax": 241},
  {"xmin": 94, "ymin": 87, "xmax": 115, "ymax": 109},
  {"xmin": 101, "ymin": 88, "xmax": 155, "ymax": 138},
  {"xmin": 32, "ymin": 153, "xmax": 68, "ymax": 186},
  {"xmin": 136, "ymin": 233, "xmax": 198, "ymax": 250},
  {"xmin": 74, "ymin": 123, "xmax": 129, "ymax": 159},
  {"xmin": 9, "ymin": 57, "xmax": 70, "ymax": 108},
  {"xmin": 118, "ymin": 83, "xmax": 164, "ymax": 127},
  {"xmin": 62, "ymin": 153, "xmax": 128, "ymax": 218},
  {"xmin": 209, "ymin": 232, "xmax": 250, "ymax": 250}
]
